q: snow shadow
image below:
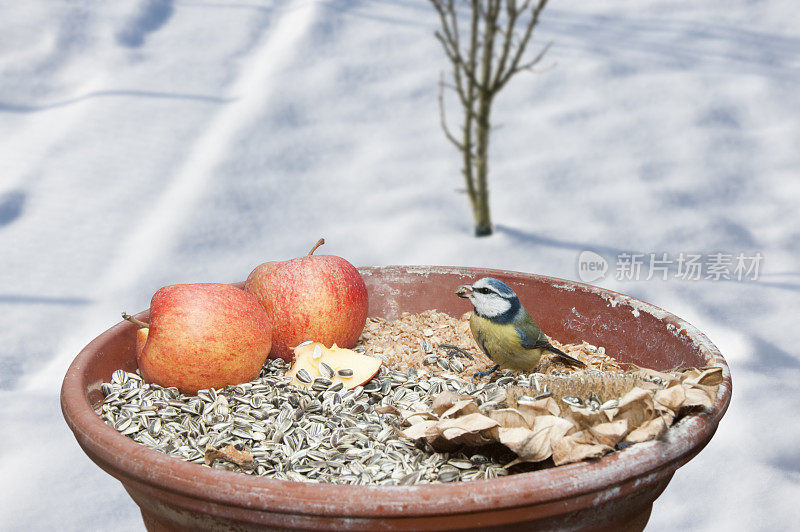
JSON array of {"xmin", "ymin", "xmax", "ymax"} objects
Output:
[
  {"xmin": 0, "ymin": 295, "xmax": 92, "ymax": 306},
  {"xmin": 496, "ymin": 223, "xmax": 627, "ymax": 256},
  {"xmin": 320, "ymin": 0, "xmax": 432, "ymax": 27},
  {"xmin": 0, "ymin": 190, "xmax": 25, "ymax": 228},
  {"xmin": 0, "ymin": 90, "xmax": 232, "ymax": 114},
  {"xmin": 545, "ymin": 9, "xmax": 800, "ymax": 83},
  {"xmin": 742, "ymin": 335, "xmax": 800, "ymax": 373},
  {"xmin": 116, "ymin": 0, "xmax": 175, "ymax": 48}
]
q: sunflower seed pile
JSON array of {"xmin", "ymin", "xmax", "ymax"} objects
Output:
[{"xmin": 97, "ymin": 359, "xmax": 523, "ymax": 485}]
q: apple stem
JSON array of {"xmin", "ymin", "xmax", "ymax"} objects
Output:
[
  {"xmin": 121, "ymin": 312, "xmax": 149, "ymax": 329},
  {"xmin": 308, "ymin": 238, "xmax": 325, "ymax": 256}
]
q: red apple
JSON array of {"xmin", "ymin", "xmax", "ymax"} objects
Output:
[
  {"xmin": 244, "ymin": 239, "xmax": 368, "ymax": 360},
  {"xmin": 124, "ymin": 283, "xmax": 272, "ymax": 394},
  {"xmin": 135, "ymin": 327, "xmax": 148, "ymax": 360}
]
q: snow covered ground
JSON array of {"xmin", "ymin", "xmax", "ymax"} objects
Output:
[{"xmin": 1, "ymin": 0, "xmax": 798, "ymax": 529}]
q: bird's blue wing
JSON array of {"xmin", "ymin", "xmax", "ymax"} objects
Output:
[
  {"xmin": 515, "ymin": 325, "xmax": 547, "ymax": 350},
  {"xmin": 515, "ymin": 316, "xmax": 585, "ymax": 366},
  {"xmin": 517, "ymin": 324, "xmax": 585, "ymax": 366}
]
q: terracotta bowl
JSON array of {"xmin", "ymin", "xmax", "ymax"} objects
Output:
[{"xmin": 61, "ymin": 266, "xmax": 732, "ymax": 531}]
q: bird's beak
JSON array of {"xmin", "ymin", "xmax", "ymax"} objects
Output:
[{"xmin": 455, "ymin": 284, "xmax": 473, "ymax": 298}]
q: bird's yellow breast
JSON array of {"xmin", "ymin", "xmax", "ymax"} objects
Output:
[{"xmin": 469, "ymin": 313, "xmax": 545, "ymax": 371}]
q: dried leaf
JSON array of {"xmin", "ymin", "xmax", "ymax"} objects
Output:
[
  {"xmin": 498, "ymin": 427, "xmax": 551, "ymax": 462},
  {"xmin": 436, "ymin": 413, "xmax": 499, "ymax": 439},
  {"xmin": 600, "ymin": 407, "xmax": 619, "ymax": 421},
  {"xmin": 698, "ymin": 366, "xmax": 724, "ymax": 386},
  {"xmin": 395, "ymin": 363, "xmax": 722, "ymax": 468},
  {"xmin": 617, "ymin": 387, "xmax": 654, "ymax": 409},
  {"xmin": 680, "ymin": 368, "xmax": 702, "ymax": 383},
  {"xmin": 440, "ymin": 399, "xmax": 479, "ymax": 419},
  {"xmin": 517, "ymin": 396, "xmax": 560, "ymax": 417},
  {"xmin": 425, "ymin": 412, "xmax": 500, "ymax": 450},
  {"xmin": 587, "ymin": 419, "xmax": 629, "ymax": 447},
  {"xmin": 682, "ymin": 384, "xmax": 715, "ymax": 408},
  {"xmin": 498, "ymin": 414, "xmax": 575, "ymax": 463},
  {"xmin": 204, "ymin": 444, "xmax": 254, "ymax": 469},
  {"xmin": 552, "ymin": 431, "xmax": 612, "ymax": 466},
  {"xmin": 631, "ymin": 366, "xmax": 681, "ymax": 387},
  {"xmin": 489, "ymin": 408, "xmax": 534, "ymax": 429},
  {"xmin": 685, "ymin": 366, "xmax": 724, "ymax": 386},
  {"xmin": 530, "ymin": 414, "xmax": 575, "ymax": 442},
  {"xmin": 654, "ymin": 384, "xmax": 686, "ymax": 412},
  {"xmin": 561, "ymin": 404, "xmax": 609, "ymax": 428},
  {"xmin": 398, "ymin": 420, "xmax": 438, "ymax": 440},
  {"xmin": 405, "ymin": 411, "xmax": 438, "ymax": 425},
  {"xmin": 376, "ymin": 404, "xmax": 436, "ymax": 424},
  {"xmin": 613, "ymin": 387, "xmax": 655, "ymax": 428},
  {"xmin": 432, "ymin": 391, "xmax": 471, "ymax": 416},
  {"xmin": 625, "ymin": 412, "xmax": 674, "ymax": 443}
]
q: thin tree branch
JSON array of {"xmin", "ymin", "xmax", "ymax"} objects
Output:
[
  {"xmin": 491, "ymin": 0, "xmax": 521, "ymax": 90},
  {"xmin": 510, "ymin": 40, "xmax": 552, "ymax": 74},
  {"xmin": 496, "ymin": 0, "xmax": 548, "ymax": 88},
  {"xmin": 434, "ymin": 32, "xmax": 469, "ymax": 107},
  {"xmin": 431, "ymin": 0, "xmax": 484, "ymax": 90},
  {"xmin": 438, "ymin": 73, "xmax": 464, "ymax": 150},
  {"xmin": 444, "ymin": 1, "xmax": 470, "ymax": 107}
]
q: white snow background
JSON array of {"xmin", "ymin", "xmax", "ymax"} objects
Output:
[{"xmin": 1, "ymin": 0, "xmax": 799, "ymax": 530}]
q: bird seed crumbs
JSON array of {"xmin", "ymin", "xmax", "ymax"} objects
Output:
[
  {"xmin": 96, "ymin": 310, "xmax": 720, "ymax": 484},
  {"xmin": 356, "ymin": 310, "xmax": 625, "ymax": 379}
]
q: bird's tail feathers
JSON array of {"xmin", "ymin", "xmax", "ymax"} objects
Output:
[{"xmin": 546, "ymin": 345, "xmax": 585, "ymax": 367}]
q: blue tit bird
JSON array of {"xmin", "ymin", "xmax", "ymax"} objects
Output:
[{"xmin": 456, "ymin": 277, "xmax": 584, "ymax": 379}]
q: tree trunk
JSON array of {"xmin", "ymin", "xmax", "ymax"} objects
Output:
[
  {"xmin": 473, "ymin": 94, "xmax": 492, "ymax": 236},
  {"xmin": 473, "ymin": 8, "xmax": 496, "ymax": 238}
]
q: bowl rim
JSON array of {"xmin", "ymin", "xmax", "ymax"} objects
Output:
[{"xmin": 61, "ymin": 265, "xmax": 732, "ymax": 518}]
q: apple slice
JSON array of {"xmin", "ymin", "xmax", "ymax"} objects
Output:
[{"xmin": 286, "ymin": 341, "xmax": 381, "ymax": 390}]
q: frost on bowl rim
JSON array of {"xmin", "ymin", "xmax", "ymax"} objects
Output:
[{"xmin": 61, "ymin": 266, "xmax": 732, "ymax": 531}]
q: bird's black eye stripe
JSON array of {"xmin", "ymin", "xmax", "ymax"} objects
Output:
[{"xmin": 475, "ymin": 287, "xmax": 492, "ymax": 294}]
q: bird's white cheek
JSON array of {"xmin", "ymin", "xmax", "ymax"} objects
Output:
[{"xmin": 479, "ymin": 297, "xmax": 512, "ymax": 317}]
